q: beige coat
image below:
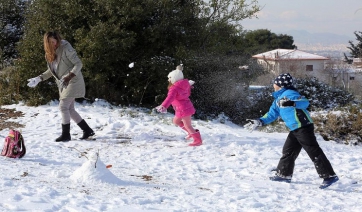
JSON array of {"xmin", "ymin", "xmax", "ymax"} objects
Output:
[{"xmin": 40, "ymin": 40, "xmax": 85, "ymax": 100}]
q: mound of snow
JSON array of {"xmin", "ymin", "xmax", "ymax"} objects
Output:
[{"xmin": 70, "ymin": 152, "xmax": 123, "ymax": 185}]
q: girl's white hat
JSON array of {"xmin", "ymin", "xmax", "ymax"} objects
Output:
[{"xmin": 168, "ymin": 69, "xmax": 184, "ymax": 84}]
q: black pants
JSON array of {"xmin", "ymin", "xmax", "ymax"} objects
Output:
[{"xmin": 276, "ymin": 124, "xmax": 336, "ymax": 179}]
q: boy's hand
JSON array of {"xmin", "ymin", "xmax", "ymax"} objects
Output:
[
  {"xmin": 278, "ymin": 97, "xmax": 295, "ymax": 108},
  {"xmin": 244, "ymin": 119, "xmax": 263, "ymax": 132}
]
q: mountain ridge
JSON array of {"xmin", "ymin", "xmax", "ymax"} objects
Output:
[
  {"xmin": 277, "ymin": 29, "xmax": 353, "ymax": 45},
  {"xmin": 275, "ymin": 30, "xmax": 352, "ymax": 56}
]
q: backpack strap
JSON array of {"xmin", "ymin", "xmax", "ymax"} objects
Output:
[
  {"xmin": 1, "ymin": 136, "xmax": 11, "ymax": 156},
  {"xmin": 18, "ymin": 133, "xmax": 26, "ymax": 159},
  {"xmin": 12, "ymin": 130, "xmax": 26, "ymax": 159}
]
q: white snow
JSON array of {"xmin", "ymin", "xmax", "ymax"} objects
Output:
[
  {"xmin": 1, "ymin": 100, "xmax": 362, "ymax": 211},
  {"xmin": 129, "ymin": 62, "xmax": 134, "ymax": 68}
]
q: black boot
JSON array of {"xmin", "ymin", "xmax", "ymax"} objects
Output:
[
  {"xmin": 77, "ymin": 119, "xmax": 95, "ymax": 140},
  {"xmin": 55, "ymin": 124, "xmax": 71, "ymax": 142}
]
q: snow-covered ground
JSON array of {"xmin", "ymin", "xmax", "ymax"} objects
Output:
[{"xmin": 0, "ymin": 100, "xmax": 362, "ymax": 212}]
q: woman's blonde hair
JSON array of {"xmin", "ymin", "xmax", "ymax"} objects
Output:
[{"xmin": 43, "ymin": 31, "xmax": 62, "ymax": 62}]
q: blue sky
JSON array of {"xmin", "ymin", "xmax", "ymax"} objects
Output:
[{"xmin": 241, "ymin": 0, "xmax": 362, "ymax": 38}]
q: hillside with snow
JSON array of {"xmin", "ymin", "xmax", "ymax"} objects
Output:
[{"xmin": 0, "ymin": 100, "xmax": 362, "ymax": 211}]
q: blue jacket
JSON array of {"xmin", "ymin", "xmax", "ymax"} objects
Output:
[{"xmin": 260, "ymin": 87, "xmax": 313, "ymax": 131}]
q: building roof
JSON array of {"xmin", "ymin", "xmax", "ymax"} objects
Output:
[{"xmin": 252, "ymin": 49, "xmax": 329, "ymax": 61}]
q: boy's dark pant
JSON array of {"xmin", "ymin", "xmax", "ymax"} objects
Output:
[{"xmin": 276, "ymin": 124, "xmax": 336, "ymax": 178}]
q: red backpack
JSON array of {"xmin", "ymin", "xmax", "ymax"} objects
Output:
[{"xmin": 1, "ymin": 129, "xmax": 26, "ymax": 158}]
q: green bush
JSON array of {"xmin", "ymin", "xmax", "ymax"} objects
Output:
[
  {"xmin": 0, "ymin": 66, "xmax": 22, "ymax": 105},
  {"xmin": 294, "ymin": 77, "xmax": 354, "ymax": 110}
]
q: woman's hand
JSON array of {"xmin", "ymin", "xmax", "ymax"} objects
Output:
[
  {"xmin": 60, "ymin": 73, "xmax": 75, "ymax": 88},
  {"xmin": 27, "ymin": 76, "xmax": 42, "ymax": 88}
]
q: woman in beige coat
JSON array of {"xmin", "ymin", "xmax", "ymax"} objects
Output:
[{"xmin": 27, "ymin": 31, "xmax": 94, "ymax": 142}]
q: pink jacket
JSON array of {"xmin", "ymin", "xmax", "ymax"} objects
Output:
[{"xmin": 161, "ymin": 79, "xmax": 195, "ymax": 118}]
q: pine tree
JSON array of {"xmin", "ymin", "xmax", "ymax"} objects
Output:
[
  {"xmin": 0, "ymin": 0, "xmax": 27, "ymax": 68},
  {"xmin": 344, "ymin": 31, "xmax": 362, "ymax": 64},
  {"xmin": 16, "ymin": 0, "xmax": 264, "ymax": 109},
  {"xmin": 241, "ymin": 29, "xmax": 296, "ymax": 56},
  {"xmin": 17, "ymin": 0, "xmax": 204, "ymax": 105}
]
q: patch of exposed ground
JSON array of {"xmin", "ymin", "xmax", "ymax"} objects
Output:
[{"xmin": 0, "ymin": 107, "xmax": 24, "ymax": 130}]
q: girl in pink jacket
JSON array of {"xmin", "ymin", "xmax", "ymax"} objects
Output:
[{"xmin": 156, "ymin": 65, "xmax": 202, "ymax": 146}]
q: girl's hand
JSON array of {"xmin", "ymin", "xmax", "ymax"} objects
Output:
[{"xmin": 155, "ymin": 105, "xmax": 167, "ymax": 113}]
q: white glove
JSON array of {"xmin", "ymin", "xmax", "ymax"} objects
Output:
[
  {"xmin": 155, "ymin": 105, "xmax": 167, "ymax": 113},
  {"xmin": 27, "ymin": 76, "xmax": 42, "ymax": 88},
  {"xmin": 189, "ymin": 80, "xmax": 195, "ymax": 86},
  {"xmin": 243, "ymin": 119, "xmax": 263, "ymax": 132}
]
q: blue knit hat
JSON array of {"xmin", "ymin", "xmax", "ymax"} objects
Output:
[{"xmin": 274, "ymin": 73, "xmax": 293, "ymax": 88}]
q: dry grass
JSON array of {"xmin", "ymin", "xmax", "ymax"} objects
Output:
[
  {"xmin": 0, "ymin": 107, "xmax": 24, "ymax": 130},
  {"xmin": 313, "ymin": 105, "xmax": 362, "ymax": 144}
]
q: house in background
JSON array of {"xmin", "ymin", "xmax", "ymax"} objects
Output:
[
  {"xmin": 251, "ymin": 49, "xmax": 362, "ymax": 95},
  {"xmin": 252, "ymin": 49, "xmax": 329, "ymax": 79},
  {"xmin": 330, "ymin": 58, "xmax": 362, "ymax": 93}
]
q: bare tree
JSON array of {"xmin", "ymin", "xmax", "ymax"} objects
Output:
[
  {"xmin": 324, "ymin": 58, "xmax": 362, "ymax": 95},
  {"xmin": 198, "ymin": 0, "xmax": 261, "ymax": 26}
]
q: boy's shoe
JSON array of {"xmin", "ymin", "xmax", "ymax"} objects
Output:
[
  {"xmin": 319, "ymin": 176, "xmax": 339, "ymax": 189},
  {"xmin": 269, "ymin": 175, "xmax": 292, "ymax": 183}
]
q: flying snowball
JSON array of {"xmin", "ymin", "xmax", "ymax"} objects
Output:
[{"xmin": 129, "ymin": 62, "xmax": 134, "ymax": 68}]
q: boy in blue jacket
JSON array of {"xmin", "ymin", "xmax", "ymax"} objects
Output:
[{"xmin": 244, "ymin": 73, "xmax": 338, "ymax": 189}]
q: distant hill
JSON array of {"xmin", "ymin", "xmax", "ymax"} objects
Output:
[
  {"xmin": 278, "ymin": 30, "xmax": 353, "ymax": 45},
  {"xmin": 276, "ymin": 30, "xmax": 353, "ymax": 58}
]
